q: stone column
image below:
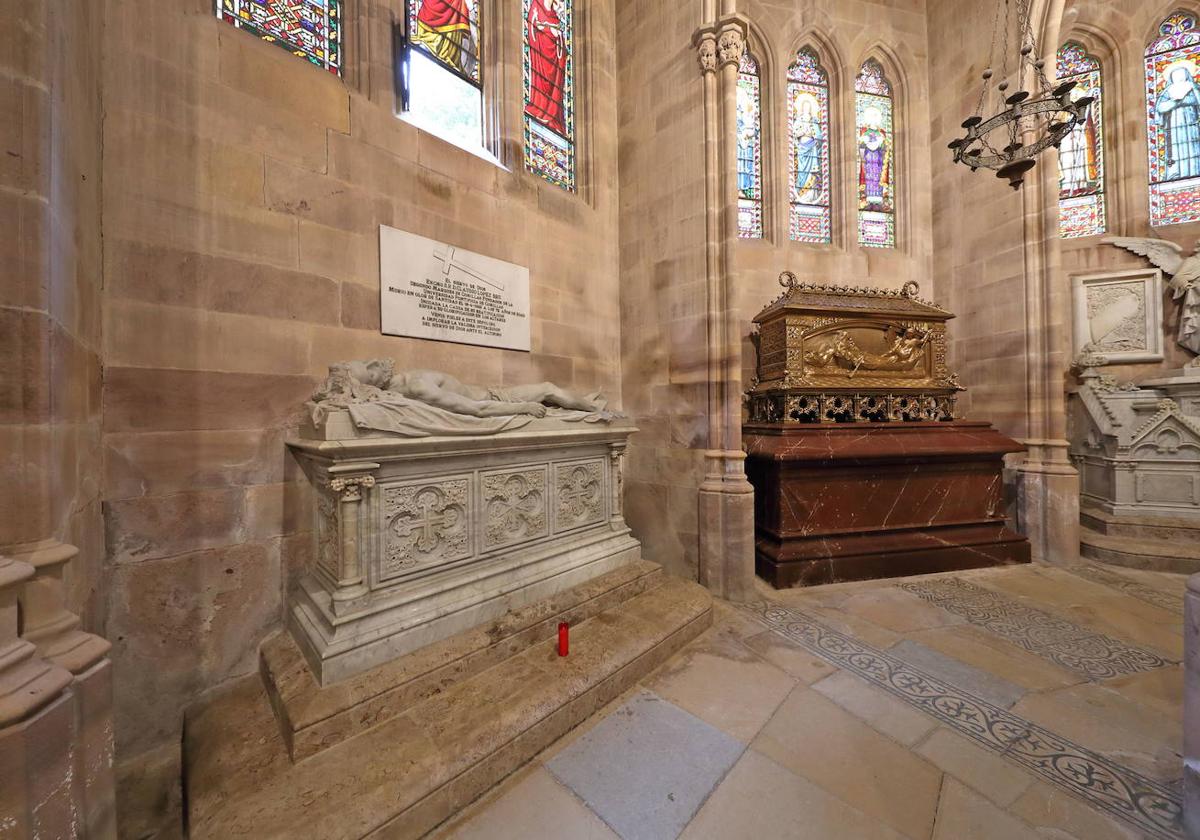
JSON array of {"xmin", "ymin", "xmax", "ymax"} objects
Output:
[
  {"xmin": 327, "ymin": 462, "xmax": 380, "ymax": 615},
  {"xmin": 1186, "ymin": 574, "xmax": 1200, "ymax": 838},
  {"xmin": 692, "ymin": 14, "xmax": 756, "ymax": 603},
  {"xmin": 1012, "ymin": 4, "xmax": 1080, "ymax": 566},
  {"xmin": 0, "ymin": 553, "xmax": 77, "ymax": 838},
  {"xmin": 6, "ymin": 540, "xmax": 115, "ymax": 838},
  {"xmin": 609, "ymin": 441, "xmax": 628, "ymax": 531}
]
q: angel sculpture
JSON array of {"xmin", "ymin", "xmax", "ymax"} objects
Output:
[{"xmin": 1104, "ymin": 236, "xmax": 1200, "ymax": 364}]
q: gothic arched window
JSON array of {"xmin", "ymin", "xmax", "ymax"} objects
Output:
[
  {"xmin": 1056, "ymin": 42, "xmax": 1106, "ymax": 238},
  {"xmin": 855, "ymin": 59, "xmax": 895, "ymax": 248},
  {"xmin": 737, "ymin": 52, "xmax": 764, "ymax": 239},
  {"xmin": 524, "ymin": 0, "xmax": 576, "ymax": 190},
  {"xmin": 401, "ymin": 0, "xmax": 485, "ymax": 151},
  {"xmin": 788, "ymin": 48, "xmax": 832, "ymax": 243},
  {"xmin": 1147, "ymin": 12, "xmax": 1200, "ymax": 226},
  {"xmin": 217, "ymin": 0, "xmax": 342, "ymax": 74}
]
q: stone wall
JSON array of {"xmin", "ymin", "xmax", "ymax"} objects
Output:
[
  {"xmin": 616, "ymin": 0, "xmax": 933, "ymax": 582},
  {"xmin": 99, "ymin": 0, "xmax": 621, "ymax": 832},
  {"xmin": 1058, "ymin": 0, "xmax": 1200, "ymax": 380},
  {"xmin": 1, "ymin": 0, "xmax": 105, "ymax": 619}
]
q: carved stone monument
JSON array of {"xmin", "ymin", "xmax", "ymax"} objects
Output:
[
  {"xmin": 1069, "ymin": 358, "xmax": 1200, "ymax": 571},
  {"xmin": 744, "ymin": 276, "xmax": 1030, "ymax": 587},
  {"xmin": 286, "ymin": 361, "xmax": 639, "ymax": 683}
]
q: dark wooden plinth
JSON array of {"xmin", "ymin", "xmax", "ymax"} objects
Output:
[{"xmin": 744, "ymin": 420, "xmax": 1031, "ymax": 588}]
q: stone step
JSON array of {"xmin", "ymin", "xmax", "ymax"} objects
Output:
[
  {"xmin": 1080, "ymin": 525, "xmax": 1200, "ymax": 575},
  {"xmin": 261, "ymin": 559, "xmax": 665, "ymax": 761},
  {"xmin": 1080, "ymin": 504, "xmax": 1200, "ymax": 543},
  {"xmin": 183, "ymin": 573, "xmax": 713, "ymax": 840}
]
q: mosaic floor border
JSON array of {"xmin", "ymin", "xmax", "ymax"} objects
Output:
[
  {"xmin": 897, "ymin": 577, "xmax": 1174, "ymax": 680},
  {"xmin": 1065, "ymin": 564, "xmax": 1186, "ymax": 614},
  {"xmin": 740, "ymin": 599, "xmax": 1183, "ymax": 839}
]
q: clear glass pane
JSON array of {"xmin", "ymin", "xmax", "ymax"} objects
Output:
[{"xmin": 405, "ymin": 49, "xmax": 483, "ymax": 151}]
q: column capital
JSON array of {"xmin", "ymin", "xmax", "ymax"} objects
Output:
[{"xmin": 691, "ymin": 15, "xmax": 749, "ymax": 74}]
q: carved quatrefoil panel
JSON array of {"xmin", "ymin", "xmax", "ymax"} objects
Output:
[
  {"xmin": 482, "ymin": 467, "xmax": 549, "ymax": 550},
  {"xmin": 553, "ymin": 460, "xmax": 605, "ymax": 533},
  {"xmin": 381, "ymin": 476, "xmax": 472, "ymax": 579}
]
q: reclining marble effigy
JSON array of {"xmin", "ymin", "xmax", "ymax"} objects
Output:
[{"xmin": 287, "ymin": 361, "xmax": 638, "ymax": 683}]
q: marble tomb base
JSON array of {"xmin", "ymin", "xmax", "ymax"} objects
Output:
[
  {"xmin": 744, "ymin": 420, "xmax": 1031, "ymax": 587},
  {"xmin": 287, "ymin": 411, "xmax": 640, "ymax": 684}
]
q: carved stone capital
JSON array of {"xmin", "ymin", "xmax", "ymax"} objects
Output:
[
  {"xmin": 717, "ymin": 27, "xmax": 745, "ymax": 67},
  {"xmin": 693, "ymin": 31, "xmax": 718, "ymax": 74},
  {"xmin": 329, "ymin": 474, "xmax": 376, "ymax": 501}
]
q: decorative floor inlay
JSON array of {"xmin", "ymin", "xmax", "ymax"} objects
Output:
[
  {"xmin": 1066, "ymin": 564, "xmax": 1186, "ymax": 614},
  {"xmin": 897, "ymin": 578, "xmax": 1174, "ymax": 680},
  {"xmin": 741, "ymin": 600, "xmax": 1183, "ymax": 839}
]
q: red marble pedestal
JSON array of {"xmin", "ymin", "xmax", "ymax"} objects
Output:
[{"xmin": 744, "ymin": 421, "xmax": 1031, "ymax": 588}]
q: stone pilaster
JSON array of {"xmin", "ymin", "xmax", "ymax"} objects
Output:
[
  {"xmin": 327, "ymin": 462, "xmax": 380, "ymax": 615},
  {"xmin": 692, "ymin": 14, "xmax": 757, "ymax": 602},
  {"xmin": 609, "ymin": 441, "xmax": 628, "ymax": 531},
  {"xmin": 1185, "ymin": 573, "xmax": 1200, "ymax": 838}
]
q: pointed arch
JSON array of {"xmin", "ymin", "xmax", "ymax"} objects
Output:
[
  {"xmin": 1054, "ymin": 41, "xmax": 1107, "ymax": 238},
  {"xmin": 1146, "ymin": 9, "xmax": 1200, "ymax": 225},
  {"xmin": 787, "ymin": 44, "xmax": 834, "ymax": 243},
  {"xmin": 854, "ymin": 56, "xmax": 896, "ymax": 248}
]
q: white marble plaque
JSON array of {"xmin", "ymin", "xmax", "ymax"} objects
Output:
[{"xmin": 380, "ymin": 226, "xmax": 531, "ymax": 351}]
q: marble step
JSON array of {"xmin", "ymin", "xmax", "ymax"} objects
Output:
[
  {"xmin": 1080, "ymin": 525, "xmax": 1200, "ymax": 574},
  {"xmin": 1081, "ymin": 504, "xmax": 1200, "ymax": 543},
  {"xmin": 183, "ymin": 573, "xmax": 713, "ymax": 840},
  {"xmin": 261, "ymin": 559, "xmax": 666, "ymax": 762}
]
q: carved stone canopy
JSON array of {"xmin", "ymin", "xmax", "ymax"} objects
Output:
[{"xmin": 748, "ymin": 275, "xmax": 963, "ymax": 424}]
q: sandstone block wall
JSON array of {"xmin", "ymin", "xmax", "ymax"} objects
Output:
[{"xmin": 99, "ymin": 0, "xmax": 621, "ymax": 831}]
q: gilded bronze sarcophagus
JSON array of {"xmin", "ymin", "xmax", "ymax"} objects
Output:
[{"xmin": 747, "ymin": 273, "xmax": 962, "ymax": 424}]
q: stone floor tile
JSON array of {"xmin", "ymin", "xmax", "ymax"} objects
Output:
[
  {"xmin": 1103, "ymin": 665, "xmax": 1184, "ymax": 723},
  {"xmin": 932, "ymin": 778, "xmax": 1042, "ymax": 840},
  {"xmin": 915, "ymin": 727, "xmax": 1035, "ymax": 808},
  {"xmin": 790, "ymin": 602, "xmax": 903, "ymax": 650},
  {"xmin": 680, "ymin": 749, "xmax": 909, "ymax": 840},
  {"xmin": 752, "ymin": 686, "xmax": 942, "ymax": 840},
  {"xmin": 889, "ymin": 639, "xmax": 1027, "ymax": 708},
  {"xmin": 644, "ymin": 630, "xmax": 795, "ymax": 742},
  {"xmin": 437, "ymin": 767, "xmax": 618, "ymax": 840},
  {"xmin": 811, "ymin": 670, "xmax": 938, "ymax": 747},
  {"xmin": 546, "ymin": 690, "xmax": 744, "ymax": 840},
  {"xmin": 906, "ymin": 624, "xmax": 1082, "ymax": 692},
  {"xmin": 839, "ymin": 587, "xmax": 968, "ymax": 633},
  {"xmin": 1008, "ymin": 781, "xmax": 1146, "ymax": 840},
  {"xmin": 739, "ymin": 630, "xmax": 838, "ymax": 685},
  {"xmin": 1010, "ymin": 683, "xmax": 1183, "ymax": 782}
]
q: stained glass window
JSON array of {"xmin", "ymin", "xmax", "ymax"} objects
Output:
[
  {"xmin": 788, "ymin": 48, "xmax": 831, "ymax": 244},
  {"xmin": 855, "ymin": 60, "xmax": 895, "ymax": 248},
  {"xmin": 737, "ymin": 53, "xmax": 764, "ymax": 239},
  {"xmin": 1147, "ymin": 12, "xmax": 1200, "ymax": 226},
  {"xmin": 401, "ymin": 1, "xmax": 484, "ymax": 151},
  {"xmin": 217, "ymin": 0, "xmax": 342, "ymax": 75},
  {"xmin": 523, "ymin": 0, "xmax": 575, "ymax": 190},
  {"xmin": 1056, "ymin": 43, "xmax": 1106, "ymax": 238}
]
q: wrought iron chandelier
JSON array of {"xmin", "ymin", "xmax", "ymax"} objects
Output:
[{"xmin": 948, "ymin": 0, "xmax": 1091, "ymax": 189}]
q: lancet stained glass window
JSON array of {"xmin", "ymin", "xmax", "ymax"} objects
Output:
[
  {"xmin": 217, "ymin": 0, "xmax": 342, "ymax": 75},
  {"xmin": 737, "ymin": 53, "xmax": 764, "ymax": 239},
  {"xmin": 401, "ymin": 0, "xmax": 484, "ymax": 152},
  {"xmin": 855, "ymin": 60, "xmax": 895, "ymax": 248},
  {"xmin": 1147, "ymin": 12, "xmax": 1200, "ymax": 226},
  {"xmin": 1056, "ymin": 42, "xmax": 1106, "ymax": 238},
  {"xmin": 523, "ymin": 0, "xmax": 575, "ymax": 190},
  {"xmin": 788, "ymin": 48, "xmax": 831, "ymax": 243}
]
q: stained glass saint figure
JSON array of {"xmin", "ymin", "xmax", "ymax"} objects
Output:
[
  {"xmin": 525, "ymin": 0, "xmax": 568, "ymax": 136},
  {"xmin": 1156, "ymin": 64, "xmax": 1200, "ymax": 180},
  {"xmin": 1147, "ymin": 12, "xmax": 1200, "ymax": 226},
  {"xmin": 858, "ymin": 106, "xmax": 891, "ymax": 209},
  {"xmin": 410, "ymin": 0, "xmax": 481, "ymax": 83},
  {"xmin": 736, "ymin": 53, "xmax": 763, "ymax": 238},
  {"xmin": 793, "ymin": 92, "xmax": 824, "ymax": 204},
  {"xmin": 855, "ymin": 60, "xmax": 895, "ymax": 248}
]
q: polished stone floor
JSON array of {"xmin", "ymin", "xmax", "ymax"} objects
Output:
[{"xmin": 432, "ymin": 562, "xmax": 1188, "ymax": 840}]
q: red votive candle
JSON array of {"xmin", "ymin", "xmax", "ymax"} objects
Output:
[{"xmin": 558, "ymin": 622, "xmax": 569, "ymax": 657}]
